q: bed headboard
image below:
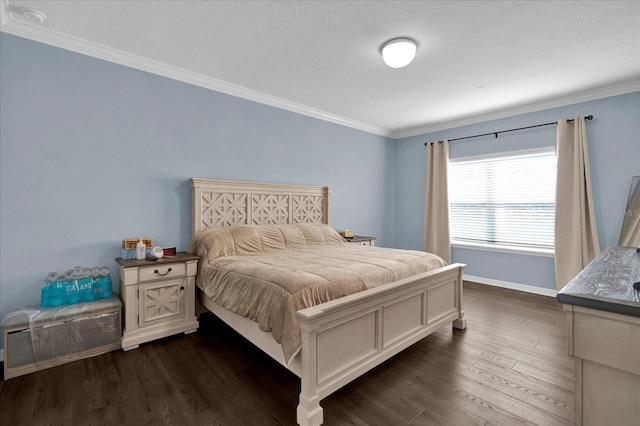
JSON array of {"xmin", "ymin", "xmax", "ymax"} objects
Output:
[{"xmin": 190, "ymin": 178, "xmax": 331, "ymax": 236}]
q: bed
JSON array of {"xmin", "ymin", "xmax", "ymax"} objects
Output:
[{"xmin": 189, "ymin": 178, "xmax": 466, "ymax": 426}]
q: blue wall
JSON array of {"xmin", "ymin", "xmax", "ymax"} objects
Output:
[
  {"xmin": 395, "ymin": 91, "xmax": 640, "ymax": 290},
  {"xmin": 0, "ymin": 34, "xmax": 396, "ymax": 334},
  {"xmin": 1, "ymin": 32, "xmax": 638, "ymax": 353}
]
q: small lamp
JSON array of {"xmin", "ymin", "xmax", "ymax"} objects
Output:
[{"xmin": 381, "ymin": 38, "xmax": 417, "ymax": 68}]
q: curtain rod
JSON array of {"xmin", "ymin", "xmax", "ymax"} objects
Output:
[{"xmin": 424, "ymin": 115, "xmax": 593, "ymax": 145}]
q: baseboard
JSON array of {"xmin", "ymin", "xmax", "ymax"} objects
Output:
[{"xmin": 464, "ymin": 274, "xmax": 557, "ymax": 298}]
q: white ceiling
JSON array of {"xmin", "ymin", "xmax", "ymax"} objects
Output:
[{"xmin": 1, "ymin": 0, "xmax": 639, "ymax": 138}]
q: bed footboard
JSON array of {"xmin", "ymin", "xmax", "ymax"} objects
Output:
[{"xmin": 295, "ymin": 263, "xmax": 466, "ymax": 426}]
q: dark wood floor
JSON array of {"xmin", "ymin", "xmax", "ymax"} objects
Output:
[{"xmin": 0, "ymin": 282, "xmax": 574, "ymax": 425}]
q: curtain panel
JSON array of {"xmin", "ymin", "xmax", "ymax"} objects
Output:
[
  {"xmin": 424, "ymin": 141, "xmax": 451, "ymax": 264},
  {"xmin": 554, "ymin": 117, "xmax": 600, "ymax": 290}
]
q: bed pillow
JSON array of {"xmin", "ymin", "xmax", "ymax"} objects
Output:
[{"xmin": 190, "ymin": 224, "xmax": 346, "ymax": 262}]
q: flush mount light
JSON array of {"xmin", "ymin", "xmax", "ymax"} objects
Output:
[
  {"xmin": 22, "ymin": 8, "xmax": 47, "ymax": 24},
  {"xmin": 380, "ymin": 38, "xmax": 417, "ymax": 68}
]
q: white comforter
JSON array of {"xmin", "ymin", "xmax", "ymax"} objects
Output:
[{"xmin": 191, "ymin": 225, "xmax": 446, "ymax": 363}]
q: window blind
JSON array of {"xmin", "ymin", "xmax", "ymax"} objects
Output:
[{"xmin": 449, "ymin": 149, "xmax": 556, "ymax": 250}]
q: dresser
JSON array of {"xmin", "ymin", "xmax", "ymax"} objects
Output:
[
  {"xmin": 556, "ymin": 246, "xmax": 640, "ymax": 426},
  {"xmin": 116, "ymin": 253, "xmax": 199, "ymax": 350}
]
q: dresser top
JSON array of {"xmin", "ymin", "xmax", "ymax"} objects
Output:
[
  {"xmin": 115, "ymin": 252, "xmax": 199, "ymax": 267},
  {"xmin": 557, "ymin": 246, "xmax": 640, "ymax": 317}
]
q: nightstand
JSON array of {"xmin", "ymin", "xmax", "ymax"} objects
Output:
[
  {"xmin": 116, "ymin": 253, "xmax": 199, "ymax": 351},
  {"xmin": 346, "ymin": 235, "xmax": 376, "ymax": 246}
]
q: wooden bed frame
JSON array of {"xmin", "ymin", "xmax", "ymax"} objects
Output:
[{"xmin": 190, "ymin": 178, "xmax": 466, "ymax": 426}]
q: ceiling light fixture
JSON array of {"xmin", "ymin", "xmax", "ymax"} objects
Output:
[{"xmin": 380, "ymin": 38, "xmax": 417, "ymax": 69}]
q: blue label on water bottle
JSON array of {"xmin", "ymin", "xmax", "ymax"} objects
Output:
[{"xmin": 40, "ymin": 285, "xmax": 51, "ymax": 308}]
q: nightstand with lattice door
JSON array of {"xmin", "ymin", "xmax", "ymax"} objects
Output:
[{"xmin": 116, "ymin": 253, "xmax": 199, "ymax": 350}]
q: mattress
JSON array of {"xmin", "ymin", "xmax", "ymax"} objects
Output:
[{"xmin": 191, "ymin": 224, "xmax": 446, "ymax": 363}]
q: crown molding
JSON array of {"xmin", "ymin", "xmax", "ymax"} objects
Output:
[
  {"xmin": 391, "ymin": 80, "xmax": 640, "ymax": 139},
  {"xmin": 0, "ymin": 16, "xmax": 392, "ymax": 138},
  {"xmin": 2, "ymin": 11, "xmax": 637, "ymax": 141}
]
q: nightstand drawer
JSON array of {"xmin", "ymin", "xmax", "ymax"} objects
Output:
[
  {"xmin": 139, "ymin": 263, "xmax": 185, "ymax": 282},
  {"xmin": 573, "ymin": 309, "xmax": 640, "ymax": 375}
]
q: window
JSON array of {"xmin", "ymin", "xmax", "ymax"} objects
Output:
[{"xmin": 449, "ymin": 148, "xmax": 556, "ymax": 252}]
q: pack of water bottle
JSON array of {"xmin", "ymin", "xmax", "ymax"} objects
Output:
[{"xmin": 40, "ymin": 266, "xmax": 113, "ymax": 308}]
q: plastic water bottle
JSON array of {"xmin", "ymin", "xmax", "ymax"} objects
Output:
[
  {"xmin": 90, "ymin": 267, "xmax": 101, "ymax": 299},
  {"xmin": 61, "ymin": 269, "xmax": 74, "ymax": 305},
  {"xmin": 40, "ymin": 272, "xmax": 56, "ymax": 308},
  {"xmin": 98, "ymin": 266, "xmax": 113, "ymax": 299},
  {"xmin": 50, "ymin": 273, "xmax": 65, "ymax": 307},
  {"xmin": 66, "ymin": 267, "xmax": 83, "ymax": 305},
  {"xmin": 41, "ymin": 272, "xmax": 65, "ymax": 308},
  {"xmin": 82, "ymin": 268, "xmax": 95, "ymax": 302}
]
